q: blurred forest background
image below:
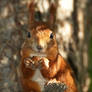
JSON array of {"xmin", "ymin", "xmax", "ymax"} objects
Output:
[{"xmin": 0, "ymin": 0, "xmax": 92, "ymax": 92}]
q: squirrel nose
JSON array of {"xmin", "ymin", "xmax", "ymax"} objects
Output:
[{"xmin": 36, "ymin": 45, "xmax": 43, "ymax": 51}]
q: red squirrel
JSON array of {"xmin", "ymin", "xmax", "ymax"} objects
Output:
[{"xmin": 19, "ymin": 2, "xmax": 79, "ymax": 92}]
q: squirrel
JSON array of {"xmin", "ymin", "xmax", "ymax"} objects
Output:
[{"xmin": 19, "ymin": 2, "xmax": 79, "ymax": 92}]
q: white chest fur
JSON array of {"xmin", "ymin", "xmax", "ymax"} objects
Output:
[{"xmin": 32, "ymin": 69, "xmax": 47, "ymax": 91}]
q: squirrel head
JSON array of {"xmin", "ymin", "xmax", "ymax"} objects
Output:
[
  {"xmin": 21, "ymin": 2, "xmax": 58, "ymax": 61},
  {"xmin": 25, "ymin": 24, "xmax": 58, "ymax": 61}
]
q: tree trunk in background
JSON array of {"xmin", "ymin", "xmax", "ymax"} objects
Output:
[{"xmin": 0, "ymin": 0, "xmax": 90, "ymax": 92}]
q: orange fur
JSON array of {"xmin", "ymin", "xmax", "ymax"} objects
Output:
[{"xmin": 20, "ymin": 2, "xmax": 79, "ymax": 92}]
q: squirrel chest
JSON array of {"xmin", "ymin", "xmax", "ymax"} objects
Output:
[{"xmin": 32, "ymin": 69, "xmax": 47, "ymax": 90}]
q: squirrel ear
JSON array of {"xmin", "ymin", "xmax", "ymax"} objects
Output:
[
  {"xmin": 28, "ymin": 1, "xmax": 36, "ymax": 29},
  {"xmin": 48, "ymin": 3, "xmax": 56, "ymax": 26}
]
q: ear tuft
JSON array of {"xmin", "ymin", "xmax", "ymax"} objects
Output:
[
  {"xmin": 49, "ymin": 3, "xmax": 56, "ymax": 26},
  {"xmin": 28, "ymin": 1, "xmax": 35, "ymax": 13},
  {"xmin": 28, "ymin": 1, "xmax": 36, "ymax": 29}
]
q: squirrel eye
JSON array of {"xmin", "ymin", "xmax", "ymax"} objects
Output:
[
  {"xmin": 50, "ymin": 33, "xmax": 54, "ymax": 39},
  {"xmin": 27, "ymin": 32, "xmax": 31, "ymax": 38}
]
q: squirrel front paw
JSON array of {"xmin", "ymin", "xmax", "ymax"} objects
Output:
[
  {"xmin": 39, "ymin": 58, "xmax": 49, "ymax": 69},
  {"xmin": 24, "ymin": 58, "xmax": 36, "ymax": 70},
  {"xmin": 23, "ymin": 57, "xmax": 49, "ymax": 70}
]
